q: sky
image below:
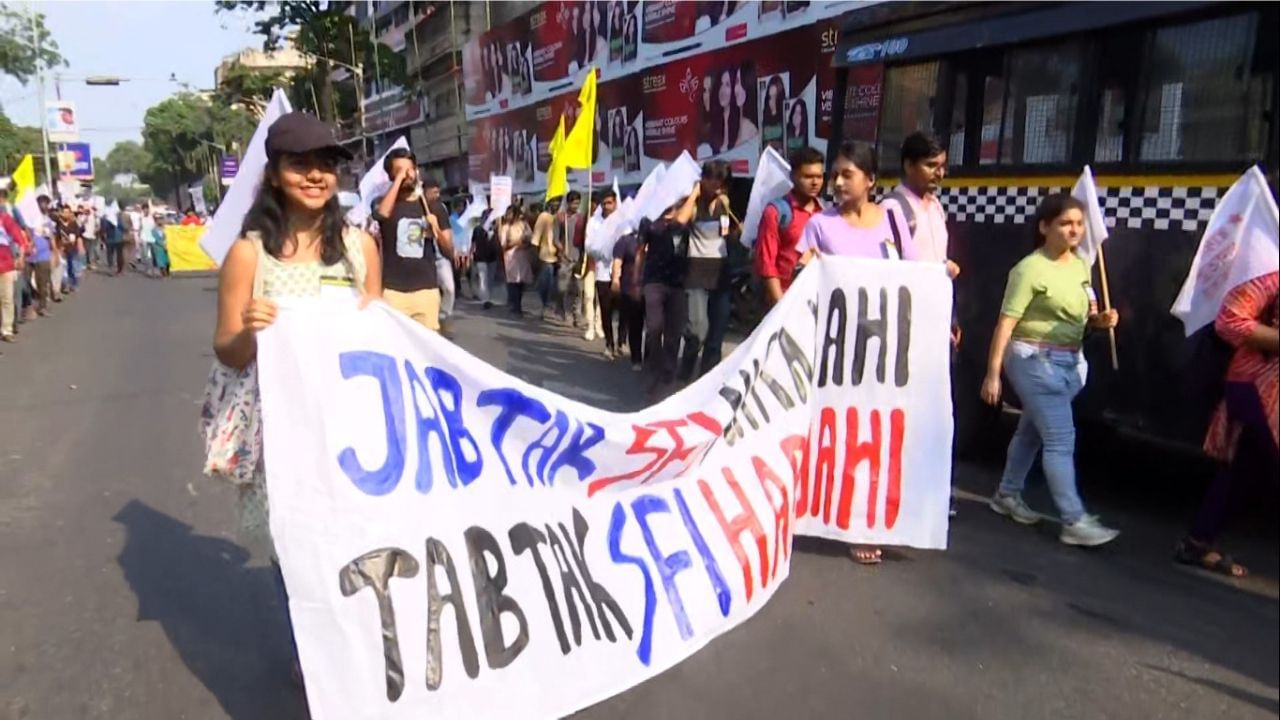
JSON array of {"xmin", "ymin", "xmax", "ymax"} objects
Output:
[{"xmin": 0, "ymin": 0, "xmax": 267, "ymax": 158}]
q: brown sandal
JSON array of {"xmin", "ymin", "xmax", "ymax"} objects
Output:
[{"xmin": 1175, "ymin": 537, "xmax": 1248, "ymax": 578}]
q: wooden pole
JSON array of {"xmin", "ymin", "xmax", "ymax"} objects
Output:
[{"xmin": 1095, "ymin": 242, "xmax": 1119, "ymax": 371}]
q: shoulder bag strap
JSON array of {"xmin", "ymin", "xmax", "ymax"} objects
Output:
[{"xmin": 885, "ymin": 208, "xmax": 904, "ymax": 261}]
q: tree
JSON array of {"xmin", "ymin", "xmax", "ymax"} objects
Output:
[
  {"xmin": 140, "ymin": 92, "xmax": 256, "ymax": 203},
  {"xmin": 216, "ymin": 0, "xmax": 406, "ymax": 127},
  {"xmin": 216, "ymin": 61, "xmax": 289, "ymax": 118},
  {"xmin": 0, "ymin": 4, "xmax": 65, "ymax": 84},
  {"xmin": 0, "ymin": 110, "xmax": 47, "ymax": 181}
]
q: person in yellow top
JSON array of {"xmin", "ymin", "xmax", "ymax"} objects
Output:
[
  {"xmin": 532, "ymin": 199, "xmax": 561, "ymax": 320},
  {"xmin": 981, "ymin": 194, "xmax": 1121, "ymax": 548}
]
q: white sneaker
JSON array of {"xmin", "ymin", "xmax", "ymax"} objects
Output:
[
  {"xmin": 583, "ymin": 330, "xmax": 596, "ymax": 341},
  {"xmin": 603, "ymin": 347, "xmax": 615, "ymax": 360},
  {"xmin": 988, "ymin": 493, "xmax": 1040, "ymax": 525},
  {"xmin": 1060, "ymin": 515, "xmax": 1120, "ymax": 547}
]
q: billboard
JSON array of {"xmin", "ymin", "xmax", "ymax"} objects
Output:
[
  {"xmin": 468, "ymin": 18, "xmax": 862, "ymax": 194},
  {"xmin": 46, "ymin": 101, "xmax": 80, "ymax": 143},
  {"xmin": 463, "ymin": 0, "xmax": 869, "ymax": 121},
  {"xmin": 57, "ymin": 142, "xmax": 94, "ymax": 180}
]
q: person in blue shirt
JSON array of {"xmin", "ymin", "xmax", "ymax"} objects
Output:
[
  {"xmin": 150, "ymin": 213, "xmax": 170, "ymax": 277},
  {"xmin": 27, "ymin": 196, "xmax": 55, "ymax": 315}
]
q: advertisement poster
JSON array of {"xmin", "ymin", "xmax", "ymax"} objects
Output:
[
  {"xmin": 463, "ymin": 0, "xmax": 872, "ymax": 121},
  {"xmin": 468, "ymin": 18, "xmax": 865, "ymax": 195},
  {"xmin": 57, "ymin": 142, "xmax": 93, "ymax": 180},
  {"xmin": 46, "ymin": 101, "xmax": 79, "ymax": 143}
]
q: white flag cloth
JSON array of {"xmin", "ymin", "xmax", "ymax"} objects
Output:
[
  {"xmin": 189, "ymin": 181, "xmax": 208, "ymax": 216},
  {"xmin": 741, "ymin": 147, "xmax": 793, "ymax": 250},
  {"xmin": 645, "ymin": 151, "xmax": 700, "ymax": 221},
  {"xmin": 16, "ymin": 183, "xmax": 49, "ymax": 230},
  {"xmin": 628, "ymin": 163, "xmax": 667, "ymax": 224},
  {"xmin": 357, "ymin": 136, "xmax": 411, "ymax": 214},
  {"xmin": 1170, "ymin": 165, "xmax": 1280, "ymax": 336},
  {"xmin": 202, "ymin": 89, "xmax": 293, "ymax": 265},
  {"xmin": 1071, "ymin": 166, "xmax": 1110, "ymax": 268},
  {"xmin": 455, "ymin": 183, "xmax": 488, "ymax": 229}
]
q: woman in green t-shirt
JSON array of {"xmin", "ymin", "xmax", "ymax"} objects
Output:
[{"xmin": 980, "ymin": 194, "xmax": 1121, "ymax": 547}]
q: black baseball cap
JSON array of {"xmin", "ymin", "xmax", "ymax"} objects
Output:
[{"xmin": 265, "ymin": 112, "xmax": 354, "ymax": 161}]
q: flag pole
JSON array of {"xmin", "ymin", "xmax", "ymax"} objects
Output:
[{"xmin": 1095, "ymin": 243, "xmax": 1119, "ymax": 370}]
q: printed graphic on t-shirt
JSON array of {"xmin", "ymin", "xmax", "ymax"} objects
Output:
[{"xmin": 395, "ymin": 218, "xmax": 427, "ymax": 259}]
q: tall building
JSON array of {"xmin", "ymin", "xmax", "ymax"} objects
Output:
[
  {"xmin": 214, "ymin": 45, "xmax": 310, "ymax": 91},
  {"xmin": 345, "ymin": 0, "xmax": 539, "ymax": 191}
]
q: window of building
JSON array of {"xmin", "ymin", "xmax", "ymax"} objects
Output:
[
  {"xmin": 876, "ymin": 61, "xmax": 939, "ymax": 168},
  {"xmin": 1139, "ymin": 14, "xmax": 1258, "ymax": 162}
]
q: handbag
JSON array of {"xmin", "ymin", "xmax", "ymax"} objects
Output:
[{"xmin": 199, "ymin": 235, "xmax": 267, "ymax": 485}]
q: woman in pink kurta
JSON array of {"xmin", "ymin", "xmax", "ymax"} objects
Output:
[{"xmin": 1177, "ymin": 271, "xmax": 1278, "ymax": 577}]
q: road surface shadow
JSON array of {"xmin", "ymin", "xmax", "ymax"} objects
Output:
[
  {"xmin": 1141, "ymin": 664, "xmax": 1280, "ymax": 715},
  {"xmin": 113, "ymin": 500, "xmax": 308, "ymax": 720}
]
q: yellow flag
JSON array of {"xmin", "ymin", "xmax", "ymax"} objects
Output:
[
  {"xmin": 12, "ymin": 154, "xmax": 35, "ymax": 200},
  {"xmin": 545, "ymin": 115, "xmax": 569, "ymax": 202},
  {"xmin": 560, "ymin": 68, "xmax": 597, "ymax": 170}
]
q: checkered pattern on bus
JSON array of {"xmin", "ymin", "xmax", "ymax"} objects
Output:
[{"xmin": 934, "ymin": 184, "xmax": 1227, "ymax": 232}]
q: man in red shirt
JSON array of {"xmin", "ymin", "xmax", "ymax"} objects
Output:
[
  {"xmin": 1, "ymin": 194, "xmax": 30, "ymax": 342},
  {"xmin": 754, "ymin": 146, "xmax": 825, "ymax": 306}
]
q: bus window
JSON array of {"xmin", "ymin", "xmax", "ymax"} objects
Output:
[
  {"xmin": 1139, "ymin": 13, "xmax": 1258, "ymax": 162},
  {"xmin": 999, "ymin": 42, "xmax": 1083, "ymax": 164},
  {"xmin": 877, "ymin": 61, "xmax": 940, "ymax": 168}
]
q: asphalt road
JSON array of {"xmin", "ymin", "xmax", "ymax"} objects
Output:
[{"xmin": 1, "ymin": 272, "xmax": 1276, "ymax": 720}]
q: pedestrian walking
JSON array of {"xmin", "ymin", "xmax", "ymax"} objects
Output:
[
  {"xmin": 612, "ymin": 226, "xmax": 644, "ymax": 371},
  {"xmin": 533, "ymin": 199, "xmax": 560, "ymax": 319},
  {"xmin": 80, "ymin": 206, "xmax": 100, "ymax": 270},
  {"xmin": 208, "ymin": 111, "xmax": 380, "ymax": 685},
  {"xmin": 471, "ymin": 210, "xmax": 498, "ymax": 308},
  {"xmin": 374, "ymin": 149, "xmax": 451, "ymax": 333},
  {"xmin": 635, "ymin": 183, "xmax": 699, "ymax": 399},
  {"xmin": 589, "ymin": 190, "xmax": 620, "ymax": 358},
  {"xmin": 103, "ymin": 214, "xmax": 125, "ymax": 276},
  {"xmin": 55, "ymin": 205, "xmax": 83, "ymax": 293},
  {"xmin": 679, "ymin": 160, "xmax": 739, "ymax": 381},
  {"xmin": 981, "ymin": 193, "xmax": 1121, "ymax": 547},
  {"xmin": 0, "ymin": 202, "xmax": 24, "ymax": 343},
  {"xmin": 580, "ymin": 196, "xmax": 603, "ymax": 340},
  {"xmin": 26, "ymin": 199, "xmax": 55, "ymax": 317},
  {"xmin": 558, "ymin": 191, "xmax": 584, "ymax": 325},
  {"xmin": 794, "ymin": 141, "xmax": 918, "ymax": 565},
  {"xmin": 151, "ymin": 213, "xmax": 171, "ymax": 278},
  {"xmin": 1175, "ymin": 271, "xmax": 1278, "ymax": 577},
  {"xmin": 502, "ymin": 206, "xmax": 534, "ymax": 316},
  {"xmin": 420, "ymin": 179, "xmax": 455, "ymax": 329},
  {"xmin": 754, "ymin": 146, "xmax": 825, "ymax": 307}
]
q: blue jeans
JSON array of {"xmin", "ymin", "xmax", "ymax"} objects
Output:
[
  {"xmin": 680, "ymin": 286, "xmax": 732, "ymax": 380},
  {"xmin": 997, "ymin": 341, "xmax": 1089, "ymax": 524},
  {"xmin": 64, "ymin": 248, "xmax": 80, "ymax": 290},
  {"xmin": 535, "ymin": 262, "xmax": 557, "ymax": 309}
]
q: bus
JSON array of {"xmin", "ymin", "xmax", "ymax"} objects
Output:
[{"xmin": 828, "ymin": 1, "xmax": 1279, "ymax": 457}]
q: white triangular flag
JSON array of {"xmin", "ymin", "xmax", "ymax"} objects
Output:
[
  {"xmin": 741, "ymin": 147, "xmax": 793, "ymax": 250},
  {"xmin": 628, "ymin": 163, "xmax": 667, "ymax": 224},
  {"xmin": 1071, "ymin": 166, "xmax": 1110, "ymax": 268},
  {"xmin": 201, "ymin": 89, "xmax": 293, "ymax": 265},
  {"xmin": 358, "ymin": 136, "xmax": 411, "ymax": 213},
  {"xmin": 1171, "ymin": 166, "xmax": 1280, "ymax": 335}
]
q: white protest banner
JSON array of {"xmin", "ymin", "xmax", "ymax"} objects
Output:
[
  {"xmin": 202, "ymin": 89, "xmax": 293, "ymax": 265},
  {"xmin": 1071, "ymin": 166, "xmax": 1110, "ymax": 268},
  {"xmin": 741, "ymin": 147, "xmax": 793, "ymax": 250},
  {"xmin": 258, "ymin": 258, "xmax": 953, "ymax": 719},
  {"xmin": 484, "ymin": 175, "xmax": 513, "ymax": 230},
  {"xmin": 1171, "ymin": 166, "xmax": 1280, "ymax": 335},
  {"xmin": 189, "ymin": 181, "xmax": 208, "ymax": 216},
  {"xmin": 358, "ymin": 136, "xmax": 412, "ymax": 212}
]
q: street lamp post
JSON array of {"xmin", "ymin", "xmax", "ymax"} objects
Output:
[{"xmin": 28, "ymin": 1, "xmax": 55, "ymax": 200}]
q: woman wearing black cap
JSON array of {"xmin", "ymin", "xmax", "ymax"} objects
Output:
[{"xmin": 210, "ymin": 112, "xmax": 381, "ymax": 681}]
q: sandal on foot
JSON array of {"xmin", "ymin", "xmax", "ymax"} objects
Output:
[
  {"xmin": 1175, "ymin": 537, "xmax": 1248, "ymax": 578},
  {"xmin": 849, "ymin": 546, "xmax": 883, "ymax": 565}
]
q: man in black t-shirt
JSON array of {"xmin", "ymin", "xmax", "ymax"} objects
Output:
[
  {"xmin": 374, "ymin": 148, "xmax": 453, "ymax": 332},
  {"xmin": 634, "ymin": 183, "xmax": 699, "ymax": 398}
]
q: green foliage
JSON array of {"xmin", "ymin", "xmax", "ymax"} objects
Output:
[
  {"xmin": 216, "ymin": 61, "xmax": 289, "ymax": 115},
  {"xmin": 140, "ymin": 92, "xmax": 256, "ymax": 201},
  {"xmin": 0, "ymin": 110, "xmax": 47, "ymax": 181},
  {"xmin": 216, "ymin": 0, "xmax": 407, "ymax": 123},
  {"xmin": 0, "ymin": 4, "xmax": 65, "ymax": 85}
]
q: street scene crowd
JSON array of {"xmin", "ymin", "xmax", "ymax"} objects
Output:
[{"xmin": 3, "ymin": 2, "xmax": 1277, "ymax": 716}]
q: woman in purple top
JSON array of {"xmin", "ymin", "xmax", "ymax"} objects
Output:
[
  {"xmin": 798, "ymin": 141, "xmax": 914, "ymax": 567},
  {"xmin": 797, "ymin": 141, "xmax": 917, "ymax": 263}
]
